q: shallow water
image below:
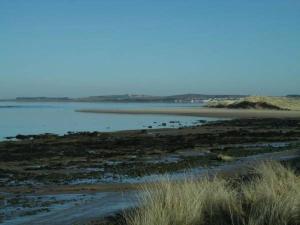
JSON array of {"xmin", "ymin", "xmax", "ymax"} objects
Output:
[
  {"xmin": 0, "ymin": 101, "xmax": 216, "ymax": 140},
  {"xmin": 0, "ymin": 192, "xmax": 139, "ymax": 225}
]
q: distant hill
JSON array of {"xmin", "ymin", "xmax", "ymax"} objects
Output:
[
  {"xmin": 15, "ymin": 97, "xmax": 72, "ymax": 102},
  {"xmin": 11, "ymin": 94, "xmax": 247, "ymax": 103},
  {"xmin": 77, "ymin": 94, "xmax": 163, "ymax": 102}
]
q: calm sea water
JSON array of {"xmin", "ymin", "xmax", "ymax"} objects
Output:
[{"xmin": 0, "ymin": 101, "xmax": 217, "ymax": 140}]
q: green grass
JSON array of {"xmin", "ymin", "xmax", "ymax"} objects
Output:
[{"xmin": 126, "ymin": 161, "xmax": 300, "ymax": 225}]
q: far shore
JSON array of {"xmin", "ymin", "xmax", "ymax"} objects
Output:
[{"xmin": 76, "ymin": 108, "xmax": 300, "ymax": 118}]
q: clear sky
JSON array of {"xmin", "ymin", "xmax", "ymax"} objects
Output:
[{"xmin": 1, "ymin": 0, "xmax": 299, "ymax": 98}]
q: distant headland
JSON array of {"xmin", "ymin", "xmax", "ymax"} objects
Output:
[{"xmin": 1, "ymin": 94, "xmax": 248, "ymax": 103}]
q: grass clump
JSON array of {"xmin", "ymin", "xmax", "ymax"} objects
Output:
[
  {"xmin": 242, "ymin": 162, "xmax": 300, "ymax": 225},
  {"xmin": 126, "ymin": 161, "xmax": 300, "ymax": 225}
]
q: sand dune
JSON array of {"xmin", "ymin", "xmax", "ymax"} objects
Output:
[{"xmin": 77, "ymin": 108, "xmax": 300, "ymax": 118}]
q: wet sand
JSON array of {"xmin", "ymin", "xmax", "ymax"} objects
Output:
[
  {"xmin": 1, "ymin": 191, "xmax": 139, "ymax": 225},
  {"xmin": 1, "ymin": 148, "xmax": 298, "ymax": 196},
  {"xmin": 1, "ymin": 118, "xmax": 300, "ymax": 191},
  {"xmin": 76, "ymin": 108, "xmax": 300, "ymax": 118},
  {"xmin": 0, "ymin": 183, "xmax": 138, "ymax": 195}
]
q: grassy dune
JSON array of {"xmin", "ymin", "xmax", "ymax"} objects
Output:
[
  {"xmin": 207, "ymin": 96, "xmax": 300, "ymax": 111},
  {"xmin": 126, "ymin": 161, "xmax": 300, "ymax": 225}
]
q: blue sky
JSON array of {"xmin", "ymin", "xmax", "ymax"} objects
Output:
[{"xmin": 0, "ymin": 0, "xmax": 299, "ymax": 98}]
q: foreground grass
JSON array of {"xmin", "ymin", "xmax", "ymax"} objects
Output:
[{"xmin": 126, "ymin": 161, "xmax": 300, "ymax": 225}]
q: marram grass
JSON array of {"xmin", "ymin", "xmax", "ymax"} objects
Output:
[
  {"xmin": 126, "ymin": 161, "xmax": 300, "ymax": 225},
  {"xmin": 207, "ymin": 96, "xmax": 300, "ymax": 110}
]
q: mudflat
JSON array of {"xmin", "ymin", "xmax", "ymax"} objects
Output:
[
  {"xmin": 1, "ymin": 118, "xmax": 300, "ymax": 225},
  {"xmin": 76, "ymin": 108, "xmax": 300, "ymax": 118},
  {"xmin": 1, "ymin": 118, "xmax": 300, "ymax": 194}
]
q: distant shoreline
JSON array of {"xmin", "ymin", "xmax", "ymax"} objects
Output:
[
  {"xmin": 76, "ymin": 108, "xmax": 300, "ymax": 118},
  {"xmin": 0, "ymin": 94, "xmax": 248, "ymax": 103}
]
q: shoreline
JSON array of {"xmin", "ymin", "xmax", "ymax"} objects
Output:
[
  {"xmin": 1, "ymin": 118, "xmax": 300, "ymax": 225},
  {"xmin": 76, "ymin": 108, "xmax": 300, "ymax": 118},
  {"xmin": 1, "ymin": 117, "xmax": 300, "ymax": 192}
]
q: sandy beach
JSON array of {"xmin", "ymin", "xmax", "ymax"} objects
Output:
[{"xmin": 76, "ymin": 108, "xmax": 300, "ymax": 118}]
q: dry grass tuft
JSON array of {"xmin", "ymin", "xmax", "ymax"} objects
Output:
[
  {"xmin": 126, "ymin": 161, "xmax": 300, "ymax": 225},
  {"xmin": 242, "ymin": 162, "xmax": 300, "ymax": 225}
]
